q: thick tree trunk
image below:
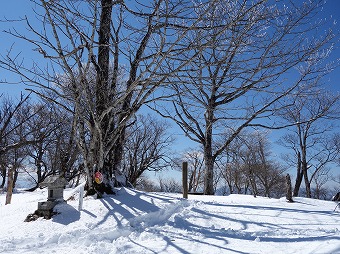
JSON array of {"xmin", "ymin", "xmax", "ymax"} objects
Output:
[
  {"xmin": 86, "ymin": 0, "xmax": 116, "ymax": 196},
  {"xmin": 203, "ymin": 102, "xmax": 215, "ymax": 195},
  {"xmin": 204, "ymin": 156, "xmax": 215, "ymax": 195},
  {"xmin": 109, "ymin": 130, "xmax": 126, "ymax": 180},
  {"xmin": 228, "ymin": 184, "xmax": 233, "ymax": 194},
  {"xmin": 96, "ymin": 0, "xmax": 112, "ymax": 115}
]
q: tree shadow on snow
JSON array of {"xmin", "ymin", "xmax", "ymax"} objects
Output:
[
  {"xmin": 94, "ymin": 188, "xmax": 174, "ymax": 227},
  {"xmin": 52, "ymin": 202, "xmax": 80, "ymax": 225},
  {"xmin": 121, "ymin": 201, "xmax": 340, "ymax": 253},
  {"xmin": 166, "ymin": 204, "xmax": 340, "ymax": 245}
]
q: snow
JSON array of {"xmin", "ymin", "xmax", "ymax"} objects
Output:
[{"xmin": 1, "ymin": 187, "xmax": 340, "ymax": 254}]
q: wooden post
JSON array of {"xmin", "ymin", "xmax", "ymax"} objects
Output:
[
  {"xmin": 182, "ymin": 161, "xmax": 188, "ymax": 199},
  {"xmin": 5, "ymin": 168, "xmax": 14, "ymax": 205},
  {"xmin": 286, "ymin": 173, "xmax": 293, "ymax": 203}
]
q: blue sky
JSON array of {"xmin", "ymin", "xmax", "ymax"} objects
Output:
[
  {"xmin": 1, "ymin": 1, "xmax": 340, "ymax": 97},
  {"xmin": 0, "ymin": 1, "xmax": 339, "ymax": 183},
  {"xmin": 1, "ymin": 0, "xmax": 339, "ymax": 139}
]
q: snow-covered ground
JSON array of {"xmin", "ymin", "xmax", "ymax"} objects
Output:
[{"xmin": 1, "ymin": 187, "xmax": 340, "ymax": 254}]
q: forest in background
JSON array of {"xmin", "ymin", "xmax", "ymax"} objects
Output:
[{"xmin": 0, "ymin": 0, "xmax": 339, "ymax": 200}]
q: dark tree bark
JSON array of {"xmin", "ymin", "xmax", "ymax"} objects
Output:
[
  {"xmin": 293, "ymin": 151, "xmax": 302, "ymax": 197},
  {"xmin": 286, "ymin": 173, "xmax": 294, "ymax": 203}
]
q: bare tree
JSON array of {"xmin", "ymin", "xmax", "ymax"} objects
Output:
[
  {"xmin": 219, "ymin": 131, "xmax": 286, "ymax": 198},
  {"xmin": 122, "ymin": 114, "xmax": 173, "ymax": 186},
  {"xmin": 23, "ymin": 103, "xmax": 60, "ymax": 190},
  {"xmin": 333, "ymin": 174, "xmax": 340, "ymax": 194},
  {"xmin": 312, "ymin": 167, "xmax": 331, "ymax": 200},
  {"xmin": 0, "ymin": 0, "xmax": 220, "ymax": 195},
  {"xmin": 23, "ymin": 102, "xmax": 81, "ymax": 191},
  {"xmin": 238, "ymin": 132, "xmax": 286, "ymax": 198},
  {"xmin": 4, "ymin": 143, "xmax": 27, "ymax": 205},
  {"xmin": 152, "ymin": 0, "xmax": 336, "ymax": 194},
  {"xmin": 252, "ymin": 135, "xmax": 286, "ymax": 198},
  {"xmin": 51, "ymin": 108, "xmax": 81, "ymax": 183},
  {"xmin": 0, "ymin": 94, "xmax": 41, "ymax": 203},
  {"xmin": 135, "ymin": 177, "xmax": 159, "ymax": 192},
  {"xmin": 220, "ymin": 163, "xmax": 249, "ymax": 195},
  {"xmin": 182, "ymin": 149, "xmax": 205, "ymax": 193},
  {"xmin": 159, "ymin": 177, "xmax": 182, "ymax": 193},
  {"xmin": 335, "ymin": 134, "xmax": 340, "ymax": 165},
  {"xmin": 219, "ymin": 137, "xmax": 249, "ymax": 194},
  {"xmin": 0, "ymin": 95, "xmax": 34, "ymax": 156},
  {"xmin": 278, "ymin": 90, "xmax": 340, "ymax": 198}
]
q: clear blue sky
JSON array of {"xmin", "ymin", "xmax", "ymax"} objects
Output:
[
  {"xmin": 0, "ymin": 1, "xmax": 339, "ymax": 183},
  {"xmin": 1, "ymin": 0, "xmax": 339, "ymax": 139},
  {"xmin": 1, "ymin": 1, "xmax": 340, "ymax": 97}
]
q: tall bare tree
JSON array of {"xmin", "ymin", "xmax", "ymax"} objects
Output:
[
  {"xmin": 22, "ymin": 102, "xmax": 80, "ymax": 191},
  {"xmin": 152, "ymin": 0, "xmax": 337, "ymax": 194},
  {"xmin": 220, "ymin": 131, "xmax": 286, "ymax": 198},
  {"xmin": 312, "ymin": 167, "xmax": 331, "ymax": 200},
  {"xmin": 278, "ymin": 90, "xmax": 340, "ymax": 198},
  {"xmin": 0, "ymin": 95, "xmax": 33, "ymax": 156},
  {"xmin": 183, "ymin": 150, "xmax": 205, "ymax": 193},
  {"xmin": 0, "ymin": 94, "xmax": 39, "ymax": 203},
  {"xmin": 122, "ymin": 114, "xmax": 173, "ymax": 186},
  {"xmin": 219, "ymin": 136, "xmax": 249, "ymax": 194},
  {"xmin": 0, "ymin": 0, "xmax": 220, "ymax": 195}
]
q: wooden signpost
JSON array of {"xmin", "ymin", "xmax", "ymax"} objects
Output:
[{"xmin": 182, "ymin": 161, "xmax": 188, "ymax": 199}]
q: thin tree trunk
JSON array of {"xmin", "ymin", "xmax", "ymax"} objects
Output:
[
  {"xmin": 293, "ymin": 151, "xmax": 302, "ymax": 197},
  {"xmin": 302, "ymin": 163, "xmax": 311, "ymax": 198},
  {"xmin": 301, "ymin": 147, "xmax": 311, "ymax": 198},
  {"xmin": 13, "ymin": 169, "xmax": 18, "ymax": 189},
  {"xmin": 188, "ymin": 171, "xmax": 194, "ymax": 193},
  {"xmin": 249, "ymin": 168, "xmax": 258, "ymax": 197}
]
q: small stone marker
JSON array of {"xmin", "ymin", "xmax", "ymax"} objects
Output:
[
  {"xmin": 40, "ymin": 175, "xmax": 69, "ymax": 201},
  {"xmin": 37, "ymin": 176, "xmax": 68, "ymax": 219}
]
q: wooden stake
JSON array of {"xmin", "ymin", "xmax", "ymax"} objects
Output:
[
  {"xmin": 5, "ymin": 168, "xmax": 14, "ymax": 205},
  {"xmin": 182, "ymin": 162, "xmax": 188, "ymax": 199}
]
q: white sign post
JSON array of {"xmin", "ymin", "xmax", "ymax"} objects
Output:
[{"xmin": 78, "ymin": 185, "xmax": 84, "ymax": 211}]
